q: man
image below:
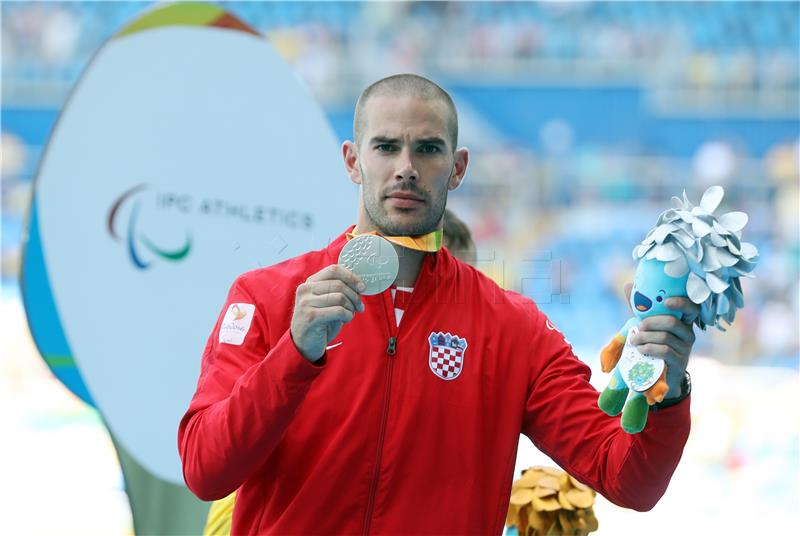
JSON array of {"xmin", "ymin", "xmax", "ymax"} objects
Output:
[
  {"xmin": 442, "ymin": 208, "xmax": 477, "ymax": 266},
  {"xmin": 200, "ymin": 209, "xmax": 479, "ymax": 536},
  {"xmin": 179, "ymin": 74, "xmax": 696, "ymax": 535}
]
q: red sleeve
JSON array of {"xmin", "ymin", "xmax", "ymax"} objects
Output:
[
  {"xmin": 521, "ymin": 306, "xmax": 691, "ymax": 511},
  {"xmin": 178, "ymin": 275, "xmax": 326, "ymax": 501}
]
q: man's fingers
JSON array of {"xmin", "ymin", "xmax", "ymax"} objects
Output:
[
  {"xmin": 309, "ymin": 280, "xmax": 364, "ymax": 312},
  {"xmin": 307, "ymin": 305, "xmax": 355, "ymax": 325},
  {"xmin": 630, "ymin": 329, "xmax": 687, "ymax": 352},
  {"xmin": 623, "ymin": 282, "xmax": 633, "ymax": 311},
  {"xmin": 639, "ymin": 315, "xmax": 696, "ymax": 344},
  {"xmin": 665, "ymin": 297, "xmax": 700, "ymax": 324},
  {"xmin": 632, "ymin": 331, "xmax": 690, "ymax": 366},
  {"xmin": 307, "ymin": 264, "xmax": 366, "ymax": 293},
  {"xmin": 635, "ymin": 343, "xmax": 688, "ymax": 372},
  {"xmin": 292, "ymin": 267, "xmax": 365, "ymax": 362},
  {"xmin": 305, "ymin": 293, "xmax": 359, "ymax": 314}
]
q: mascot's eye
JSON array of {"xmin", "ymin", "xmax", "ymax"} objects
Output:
[{"xmin": 656, "ymin": 296, "xmax": 663, "ymax": 302}]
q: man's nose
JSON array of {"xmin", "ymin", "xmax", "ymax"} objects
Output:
[{"xmin": 394, "ymin": 148, "xmax": 418, "ymax": 181}]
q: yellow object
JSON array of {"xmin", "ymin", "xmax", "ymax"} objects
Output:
[
  {"xmin": 115, "ymin": 2, "xmax": 258, "ymax": 40},
  {"xmin": 506, "ymin": 466, "xmax": 598, "ymax": 536},
  {"xmin": 117, "ymin": 3, "xmax": 224, "ymax": 38},
  {"xmin": 346, "ymin": 227, "xmax": 443, "ymax": 252},
  {"xmin": 203, "ymin": 491, "xmax": 236, "ymax": 536}
]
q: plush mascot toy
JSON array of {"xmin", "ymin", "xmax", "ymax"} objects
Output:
[{"xmin": 598, "ymin": 186, "xmax": 757, "ymax": 433}]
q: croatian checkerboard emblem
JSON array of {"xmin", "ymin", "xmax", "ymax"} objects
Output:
[{"xmin": 428, "ymin": 332, "xmax": 468, "ymax": 381}]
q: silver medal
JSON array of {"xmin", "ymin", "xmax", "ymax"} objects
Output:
[{"xmin": 338, "ymin": 234, "xmax": 399, "ymax": 295}]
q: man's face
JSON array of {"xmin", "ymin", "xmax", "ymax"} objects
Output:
[{"xmin": 344, "ymin": 96, "xmax": 467, "ymax": 236}]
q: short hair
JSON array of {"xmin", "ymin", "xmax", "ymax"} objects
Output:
[
  {"xmin": 353, "ymin": 73, "xmax": 458, "ymax": 150},
  {"xmin": 443, "ymin": 208, "xmax": 476, "ymax": 266}
]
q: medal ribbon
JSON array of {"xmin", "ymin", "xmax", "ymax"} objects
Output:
[{"xmin": 346, "ymin": 227, "xmax": 443, "ymax": 252}]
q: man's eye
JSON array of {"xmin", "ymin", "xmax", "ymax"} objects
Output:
[
  {"xmin": 419, "ymin": 145, "xmax": 441, "ymax": 154},
  {"xmin": 376, "ymin": 144, "xmax": 397, "ymax": 152}
]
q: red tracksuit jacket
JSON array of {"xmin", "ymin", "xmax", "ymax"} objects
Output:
[{"xmin": 179, "ymin": 226, "xmax": 691, "ymax": 535}]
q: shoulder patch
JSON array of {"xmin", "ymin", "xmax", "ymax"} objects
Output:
[{"xmin": 219, "ymin": 303, "xmax": 256, "ymax": 345}]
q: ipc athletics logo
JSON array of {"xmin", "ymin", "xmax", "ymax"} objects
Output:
[{"xmin": 107, "ymin": 183, "xmax": 192, "ymax": 269}]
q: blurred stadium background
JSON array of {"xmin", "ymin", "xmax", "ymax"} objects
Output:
[{"xmin": 1, "ymin": 1, "xmax": 797, "ymax": 534}]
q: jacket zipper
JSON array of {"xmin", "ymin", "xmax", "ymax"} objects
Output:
[{"xmin": 361, "ymin": 288, "xmax": 401, "ymax": 535}]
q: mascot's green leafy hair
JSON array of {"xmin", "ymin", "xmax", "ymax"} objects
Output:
[{"xmin": 598, "ymin": 186, "xmax": 758, "ymax": 433}]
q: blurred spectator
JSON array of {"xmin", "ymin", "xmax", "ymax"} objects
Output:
[{"xmin": 442, "ymin": 208, "xmax": 477, "ymax": 266}]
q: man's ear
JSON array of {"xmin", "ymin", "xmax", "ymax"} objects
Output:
[
  {"xmin": 448, "ymin": 147, "xmax": 469, "ymax": 191},
  {"xmin": 342, "ymin": 141, "xmax": 362, "ymax": 185}
]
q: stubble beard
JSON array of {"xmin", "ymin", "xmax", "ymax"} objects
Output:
[{"xmin": 359, "ymin": 164, "xmax": 447, "ymax": 237}]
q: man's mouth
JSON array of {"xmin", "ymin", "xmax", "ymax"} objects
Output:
[
  {"xmin": 386, "ymin": 192, "xmax": 423, "ymax": 201},
  {"xmin": 385, "ymin": 191, "xmax": 425, "ymax": 208}
]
